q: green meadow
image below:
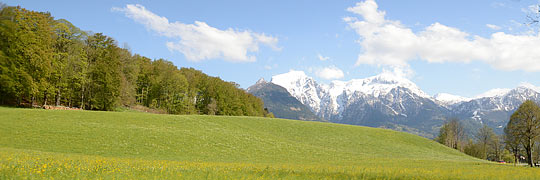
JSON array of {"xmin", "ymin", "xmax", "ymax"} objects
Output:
[{"xmin": 0, "ymin": 107, "xmax": 538, "ymax": 179}]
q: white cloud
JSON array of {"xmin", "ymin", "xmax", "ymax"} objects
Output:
[
  {"xmin": 316, "ymin": 66, "xmax": 345, "ymax": 80},
  {"xmin": 317, "ymin": 53, "xmax": 330, "ymax": 61},
  {"xmin": 264, "ymin": 65, "xmax": 273, "ymax": 70},
  {"xmin": 486, "ymin": 24, "xmax": 501, "ymax": 30},
  {"xmin": 382, "ymin": 66, "xmax": 414, "ymax": 79},
  {"xmin": 345, "ymin": 0, "xmax": 540, "ymax": 72},
  {"xmin": 113, "ymin": 4, "xmax": 279, "ymax": 62},
  {"xmin": 264, "ymin": 64, "xmax": 278, "ymax": 70}
]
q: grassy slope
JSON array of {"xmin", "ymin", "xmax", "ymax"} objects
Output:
[{"xmin": 0, "ymin": 107, "xmax": 539, "ymax": 179}]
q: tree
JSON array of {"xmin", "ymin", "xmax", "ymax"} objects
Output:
[
  {"xmin": 504, "ymin": 127, "xmax": 522, "ymax": 166},
  {"xmin": 0, "ymin": 6, "xmax": 55, "ymax": 106},
  {"xmin": 526, "ymin": 4, "xmax": 539, "ymax": 26},
  {"xmin": 490, "ymin": 134, "xmax": 504, "ymax": 161},
  {"xmin": 437, "ymin": 118, "xmax": 466, "ymax": 151},
  {"xmin": 207, "ymin": 98, "xmax": 217, "ymax": 115},
  {"xmin": 0, "ymin": 3, "xmax": 268, "ymax": 117},
  {"xmin": 117, "ymin": 48, "xmax": 138, "ymax": 107},
  {"xmin": 501, "ymin": 149, "xmax": 516, "ymax": 164},
  {"xmin": 506, "ymin": 100, "xmax": 540, "ymax": 167},
  {"xmin": 475, "ymin": 125, "xmax": 497, "ymax": 160},
  {"xmin": 464, "ymin": 138, "xmax": 483, "ymax": 159},
  {"xmin": 84, "ymin": 33, "xmax": 121, "ymax": 110}
]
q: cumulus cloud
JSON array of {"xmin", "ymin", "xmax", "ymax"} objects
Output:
[
  {"xmin": 317, "ymin": 53, "xmax": 330, "ymax": 61},
  {"xmin": 486, "ymin": 24, "xmax": 501, "ymax": 30},
  {"xmin": 345, "ymin": 0, "xmax": 540, "ymax": 72},
  {"xmin": 316, "ymin": 66, "xmax": 345, "ymax": 80},
  {"xmin": 113, "ymin": 4, "xmax": 279, "ymax": 62}
]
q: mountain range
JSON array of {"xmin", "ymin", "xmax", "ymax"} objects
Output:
[
  {"xmin": 247, "ymin": 78, "xmax": 322, "ymax": 121},
  {"xmin": 254, "ymin": 70, "xmax": 540, "ymax": 138}
]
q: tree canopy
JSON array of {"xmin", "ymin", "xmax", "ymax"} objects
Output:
[
  {"xmin": 0, "ymin": 5, "xmax": 269, "ymax": 117},
  {"xmin": 505, "ymin": 100, "xmax": 540, "ymax": 167}
]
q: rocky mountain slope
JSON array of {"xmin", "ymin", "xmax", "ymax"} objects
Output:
[
  {"xmin": 247, "ymin": 78, "xmax": 323, "ymax": 121},
  {"xmin": 265, "ymin": 70, "xmax": 540, "ymax": 138}
]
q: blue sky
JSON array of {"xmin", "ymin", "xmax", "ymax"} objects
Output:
[{"xmin": 5, "ymin": 0, "xmax": 540, "ymax": 98}]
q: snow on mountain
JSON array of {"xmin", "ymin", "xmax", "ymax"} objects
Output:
[
  {"xmin": 450, "ymin": 85, "xmax": 540, "ymax": 129},
  {"xmin": 474, "ymin": 88, "xmax": 511, "ymax": 99},
  {"xmin": 517, "ymin": 82, "xmax": 540, "ymax": 92},
  {"xmin": 266, "ymin": 70, "xmax": 540, "ymax": 137},
  {"xmin": 329, "ymin": 72, "xmax": 430, "ymax": 99},
  {"xmin": 270, "ymin": 70, "xmax": 325, "ymax": 113},
  {"xmin": 271, "ymin": 70, "xmax": 431, "ymax": 115},
  {"xmin": 434, "ymin": 93, "xmax": 471, "ymax": 106},
  {"xmin": 255, "ymin": 78, "xmax": 267, "ymax": 84}
]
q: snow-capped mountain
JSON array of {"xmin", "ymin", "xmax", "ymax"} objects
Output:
[
  {"xmin": 451, "ymin": 85, "xmax": 540, "ymax": 133},
  {"xmin": 271, "ymin": 70, "xmax": 431, "ymax": 115},
  {"xmin": 474, "ymin": 88, "xmax": 511, "ymax": 99},
  {"xmin": 271, "ymin": 71, "xmax": 326, "ymax": 113},
  {"xmin": 247, "ymin": 78, "xmax": 322, "ymax": 121},
  {"xmin": 434, "ymin": 93, "xmax": 471, "ymax": 106},
  {"xmin": 263, "ymin": 70, "xmax": 540, "ymax": 137},
  {"xmin": 271, "ymin": 70, "xmax": 448, "ymax": 137}
]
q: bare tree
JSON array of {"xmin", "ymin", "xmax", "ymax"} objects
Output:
[
  {"xmin": 475, "ymin": 125, "xmax": 499, "ymax": 160},
  {"xmin": 526, "ymin": 4, "xmax": 539, "ymax": 26},
  {"xmin": 437, "ymin": 118, "xmax": 466, "ymax": 151}
]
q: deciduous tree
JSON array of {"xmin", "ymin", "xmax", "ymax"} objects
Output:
[{"xmin": 506, "ymin": 100, "xmax": 540, "ymax": 167}]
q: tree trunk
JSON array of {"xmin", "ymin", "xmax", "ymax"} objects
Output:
[
  {"xmin": 81, "ymin": 86, "xmax": 85, "ymax": 109},
  {"xmin": 43, "ymin": 92, "xmax": 48, "ymax": 106},
  {"xmin": 55, "ymin": 89, "xmax": 61, "ymax": 106},
  {"xmin": 527, "ymin": 139, "xmax": 534, "ymax": 167},
  {"xmin": 515, "ymin": 151, "xmax": 518, "ymax": 166}
]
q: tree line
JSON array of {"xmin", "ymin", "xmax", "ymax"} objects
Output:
[
  {"xmin": 0, "ymin": 5, "xmax": 273, "ymax": 117},
  {"xmin": 437, "ymin": 100, "xmax": 540, "ymax": 167}
]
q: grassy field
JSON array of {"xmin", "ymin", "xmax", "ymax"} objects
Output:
[{"xmin": 0, "ymin": 107, "xmax": 538, "ymax": 179}]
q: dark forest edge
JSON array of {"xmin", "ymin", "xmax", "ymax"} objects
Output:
[{"xmin": 0, "ymin": 4, "xmax": 273, "ymax": 117}]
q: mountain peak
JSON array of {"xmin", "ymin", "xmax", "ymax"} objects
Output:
[
  {"xmin": 475, "ymin": 88, "xmax": 512, "ymax": 99},
  {"xmin": 370, "ymin": 72, "xmax": 411, "ymax": 85},
  {"xmin": 271, "ymin": 70, "xmax": 323, "ymax": 113},
  {"xmin": 434, "ymin": 93, "xmax": 471, "ymax": 105},
  {"xmin": 271, "ymin": 70, "xmax": 309, "ymax": 83},
  {"xmin": 472, "ymin": 84, "xmax": 539, "ymax": 99},
  {"xmin": 256, "ymin": 78, "xmax": 267, "ymax": 84},
  {"xmin": 352, "ymin": 72, "xmax": 430, "ymax": 98},
  {"xmin": 516, "ymin": 82, "xmax": 540, "ymax": 92}
]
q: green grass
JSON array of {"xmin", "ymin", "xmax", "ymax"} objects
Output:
[{"xmin": 0, "ymin": 107, "xmax": 538, "ymax": 179}]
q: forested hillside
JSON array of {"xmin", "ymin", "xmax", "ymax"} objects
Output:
[{"xmin": 0, "ymin": 5, "xmax": 270, "ymax": 117}]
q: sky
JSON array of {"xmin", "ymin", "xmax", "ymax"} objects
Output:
[{"xmin": 5, "ymin": 0, "xmax": 540, "ymax": 98}]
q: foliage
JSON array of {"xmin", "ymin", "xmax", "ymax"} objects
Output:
[
  {"xmin": 436, "ymin": 118, "xmax": 466, "ymax": 151},
  {"xmin": 506, "ymin": 100, "xmax": 540, "ymax": 167},
  {"xmin": 463, "ymin": 139, "xmax": 484, "ymax": 159},
  {"xmin": 0, "ymin": 5, "xmax": 266, "ymax": 116},
  {"xmin": 504, "ymin": 126, "xmax": 522, "ymax": 165},
  {"xmin": 474, "ymin": 125, "xmax": 501, "ymax": 160},
  {"xmin": 438, "ymin": 120, "xmax": 505, "ymax": 162}
]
